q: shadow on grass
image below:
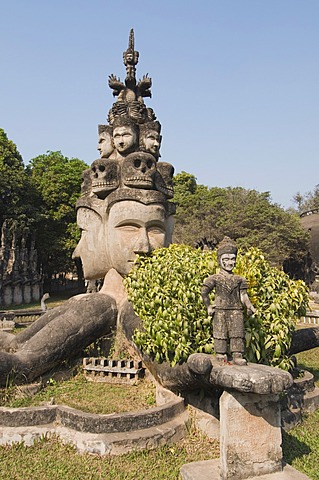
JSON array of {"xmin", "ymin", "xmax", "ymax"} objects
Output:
[{"xmin": 282, "ymin": 429, "xmax": 311, "ymax": 464}]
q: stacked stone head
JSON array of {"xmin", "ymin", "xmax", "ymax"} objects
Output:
[{"xmin": 74, "ymin": 30, "xmax": 175, "ymax": 281}]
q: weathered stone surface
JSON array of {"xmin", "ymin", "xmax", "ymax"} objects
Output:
[
  {"xmin": 180, "ymin": 459, "xmax": 310, "ymax": 480},
  {"xmin": 202, "ymin": 237, "xmax": 255, "ymax": 365},
  {"xmin": 210, "ymin": 362, "xmax": 293, "ymax": 394},
  {"xmin": 220, "ymin": 391, "xmax": 282, "ymax": 479},
  {"xmin": 0, "ymin": 406, "xmax": 57, "ymax": 427},
  {"xmin": 0, "ymin": 387, "xmax": 188, "ymax": 455},
  {"xmin": 0, "ymin": 294, "xmax": 117, "ymax": 385},
  {"xmin": 290, "ymin": 326, "xmax": 319, "ymax": 354}
]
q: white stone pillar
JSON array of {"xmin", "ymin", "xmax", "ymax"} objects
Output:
[{"xmin": 219, "ymin": 390, "xmax": 282, "ymax": 480}]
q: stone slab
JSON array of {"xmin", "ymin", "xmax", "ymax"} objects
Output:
[
  {"xmin": 210, "ymin": 361, "xmax": 293, "ymax": 394},
  {"xmin": 180, "ymin": 459, "xmax": 310, "ymax": 480}
]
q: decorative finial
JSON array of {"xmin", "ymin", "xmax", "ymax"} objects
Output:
[
  {"xmin": 123, "ymin": 28, "xmax": 139, "ymax": 87},
  {"xmin": 107, "ymin": 29, "xmax": 153, "ymax": 124}
]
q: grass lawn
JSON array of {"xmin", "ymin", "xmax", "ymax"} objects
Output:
[
  {"xmin": 1, "ymin": 374, "xmax": 157, "ymax": 414},
  {"xmin": 0, "ymin": 429, "xmax": 219, "ymax": 480},
  {"xmin": 295, "ymin": 346, "xmax": 319, "ymax": 386}
]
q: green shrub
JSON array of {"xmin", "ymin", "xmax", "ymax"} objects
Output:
[{"xmin": 124, "ymin": 245, "xmax": 309, "ymax": 369}]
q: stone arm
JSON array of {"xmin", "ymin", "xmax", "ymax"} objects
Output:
[
  {"xmin": 240, "ymin": 290, "xmax": 255, "ymax": 316},
  {"xmin": 0, "ymin": 294, "xmax": 117, "ymax": 386},
  {"xmin": 201, "ymin": 283, "xmax": 216, "ymax": 317}
]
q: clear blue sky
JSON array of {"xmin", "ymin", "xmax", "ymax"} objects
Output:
[{"xmin": 1, "ymin": 0, "xmax": 318, "ymax": 208}]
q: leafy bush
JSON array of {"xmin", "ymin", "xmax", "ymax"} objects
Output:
[{"xmin": 124, "ymin": 245, "xmax": 309, "ymax": 369}]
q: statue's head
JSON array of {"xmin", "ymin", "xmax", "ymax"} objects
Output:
[
  {"xmin": 75, "ymin": 31, "xmax": 175, "ymax": 281},
  {"xmin": 73, "ymin": 190, "xmax": 175, "ymax": 279},
  {"xmin": 112, "ymin": 117, "xmax": 139, "ymax": 156},
  {"xmin": 97, "ymin": 125, "xmax": 114, "ymax": 158},
  {"xmin": 217, "ymin": 237, "xmax": 238, "ymax": 272},
  {"xmin": 139, "ymin": 121, "xmax": 162, "ymax": 160}
]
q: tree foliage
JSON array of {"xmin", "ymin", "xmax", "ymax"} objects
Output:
[
  {"xmin": 0, "ymin": 130, "xmax": 88, "ymax": 278},
  {"xmin": 25, "ymin": 151, "xmax": 88, "ymax": 276},
  {"xmin": 125, "ymin": 244, "xmax": 308, "ymax": 370},
  {"xmin": 173, "ymin": 172, "xmax": 309, "ymax": 266},
  {"xmin": 293, "ymin": 184, "xmax": 319, "ymax": 214},
  {"xmin": 0, "ymin": 129, "xmax": 29, "ymax": 225}
]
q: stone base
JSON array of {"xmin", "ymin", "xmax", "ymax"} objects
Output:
[{"xmin": 180, "ymin": 459, "xmax": 310, "ymax": 480}]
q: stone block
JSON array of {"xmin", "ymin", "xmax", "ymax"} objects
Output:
[
  {"xmin": 219, "ymin": 391, "xmax": 282, "ymax": 480},
  {"xmin": 180, "ymin": 459, "xmax": 311, "ymax": 480}
]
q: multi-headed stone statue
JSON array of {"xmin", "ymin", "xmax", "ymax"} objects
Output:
[{"xmin": 0, "ymin": 29, "xmax": 175, "ymax": 386}]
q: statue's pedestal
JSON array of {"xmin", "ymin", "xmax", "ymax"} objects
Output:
[
  {"xmin": 180, "ymin": 360, "xmax": 310, "ymax": 480},
  {"xmin": 180, "ymin": 460, "xmax": 310, "ymax": 480},
  {"xmin": 219, "ymin": 391, "xmax": 282, "ymax": 479}
]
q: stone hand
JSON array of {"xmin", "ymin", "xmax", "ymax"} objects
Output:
[
  {"xmin": 247, "ymin": 305, "xmax": 255, "ymax": 316},
  {"xmin": 207, "ymin": 304, "xmax": 215, "ymax": 317}
]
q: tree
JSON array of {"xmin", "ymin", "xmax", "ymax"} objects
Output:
[
  {"xmin": 173, "ymin": 172, "xmax": 309, "ymax": 266},
  {"xmin": 293, "ymin": 185, "xmax": 319, "ymax": 214},
  {"xmin": 0, "ymin": 129, "xmax": 28, "ymax": 225},
  {"xmin": 26, "ymin": 151, "xmax": 88, "ymax": 278}
]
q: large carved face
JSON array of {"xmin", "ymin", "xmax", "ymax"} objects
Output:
[
  {"xmin": 141, "ymin": 130, "xmax": 161, "ymax": 158},
  {"xmin": 113, "ymin": 126, "xmax": 137, "ymax": 155},
  {"xmin": 107, "ymin": 200, "xmax": 169, "ymax": 276},
  {"xmin": 72, "ymin": 208, "xmax": 110, "ymax": 280},
  {"xmin": 97, "ymin": 131, "xmax": 113, "ymax": 158}
]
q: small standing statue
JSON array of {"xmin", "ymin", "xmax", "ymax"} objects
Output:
[{"xmin": 201, "ymin": 236, "xmax": 255, "ymax": 366}]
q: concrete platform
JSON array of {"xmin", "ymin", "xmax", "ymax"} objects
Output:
[{"xmin": 180, "ymin": 459, "xmax": 310, "ymax": 480}]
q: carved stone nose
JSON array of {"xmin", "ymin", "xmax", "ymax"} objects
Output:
[{"xmin": 133, "ymin": 230, "xmax": 151, "ymax": 254}]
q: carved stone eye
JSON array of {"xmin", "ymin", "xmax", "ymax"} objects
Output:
[
  {"xmin": 99, "ymin": 165, "xmax": 105, "ymax": 172},
  {"xmin": 134, "ymin": 159, "xmax": 141, "ymax": 168}
]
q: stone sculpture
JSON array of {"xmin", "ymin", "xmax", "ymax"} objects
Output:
[
  {"xmin": 0, "ymin": 222, "xmax": 42, "ymax": 306},
  {"xmin": 0, "ymin": 29, "xmax": 175, "ymax": 386},
  {"xmin": 97, "ymin": 124, "xmax": 114, "ymax": 159},
  {"xmin": 0, "ymin": 29, "xmax": 316, "ymax": 393},
  {"xmin": 201, "ymin": 236, "xmax": 255, "ymax": 365}
]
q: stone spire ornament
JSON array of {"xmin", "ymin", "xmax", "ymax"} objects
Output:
[
  {"xmin": 107, "ymin": 29, "xmax": 154, "ymax": 125},
  {"xmin": 85, "ymin": 29, "xmax": 175, "ymax": 208}
]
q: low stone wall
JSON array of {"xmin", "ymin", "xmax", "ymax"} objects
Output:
[{"xmin": 0, "ymin": 385, "xmax": 188, "ymax": 455}]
